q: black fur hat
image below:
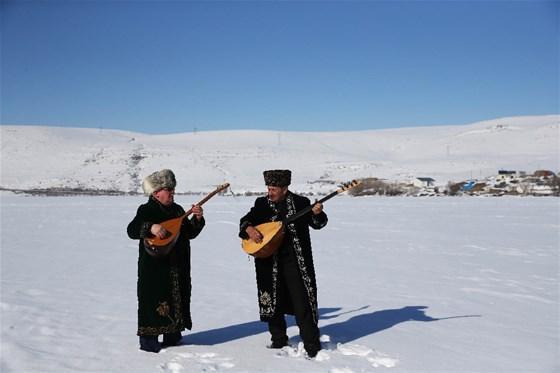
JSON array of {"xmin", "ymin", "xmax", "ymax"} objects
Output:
[
  {"xmin": 263, "ymin": 169, "xmax": 291, "ymax": 187},
  {"xmin": 142, "ymin": 169, "xmax": 176, "ymax": 195}
]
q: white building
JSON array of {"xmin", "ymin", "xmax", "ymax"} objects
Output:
[
  {"xmin": 412, "ymin": 177, "xmax": 435, "ymax": 189},
  {"xmin": 496, "ymin": 170, "xmax": 518, "ymax": 183}
]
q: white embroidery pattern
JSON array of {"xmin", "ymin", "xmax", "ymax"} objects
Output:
[
  {"xmin": 260, "ymin": 199, "xmax": 279, "ymax": 319},
  {"xmin": 286, "ymin": 195, "xmax": 318, "ymax": 323},
  {"xmin": 259, "ymin": 290, "xmax": 274, "ymax": 315}
]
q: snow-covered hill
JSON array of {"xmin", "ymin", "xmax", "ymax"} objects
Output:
[{"xmin": 1, "ymin": 115, "xmax": 558, "ymax": 194}]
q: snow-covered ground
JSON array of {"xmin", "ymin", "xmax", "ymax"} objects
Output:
[
  {"xmin": 1, "ymin": 194, "xmax": 558, "ymax": 372},
  {"xmin": 1, "ymin": 115, "xmax": 558, "ymax": 194}
]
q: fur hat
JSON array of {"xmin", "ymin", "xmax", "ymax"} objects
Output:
[
  {"xmin": 142, "ymin": 169, "xmax": 176, "ymax": 195},
  {"xmin": 263, "ymin": 169, "xmax": 291, "ymax": 187}
]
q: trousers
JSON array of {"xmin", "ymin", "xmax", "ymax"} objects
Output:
[{"xmin": 267, "ymin": 251, "xmax": 320, "ymax": 347}]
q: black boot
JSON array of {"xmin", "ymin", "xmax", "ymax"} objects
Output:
[
  {"xmin": 268, "ymin": 336, "xmax": 289, "ymax": 349},
  {"xmin": 162, "ymin": 332, "xmax": 182, "ymax": 347},
  {"xmin": 267, "ymin": 316, "xmax": 288, "ymax": 349},
  {"xmin": 304, "ymin": 342, "xmax": 321, "ymax": 358},
  {"xmin": 139, "ymin": 336, "xmax": 161, "ymax": 353}
]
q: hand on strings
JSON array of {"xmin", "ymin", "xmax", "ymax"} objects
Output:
[
  {"xmin": 246, "ymin": 226, "xmax": 263, "ymax": 243},
  {"xmin": 150, "ymin": 224, "xmax": 169, "ymax": 239}
]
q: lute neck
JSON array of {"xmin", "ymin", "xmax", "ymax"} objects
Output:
[
  {"xmin": 284, "ymin": 190, "xmax": 339, "ymax": 225},
  {"xmin": 183, "ymin": 184, "xmax": 229, "ymax": 216}
]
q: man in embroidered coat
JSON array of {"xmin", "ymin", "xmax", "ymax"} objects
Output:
[
  {"xmin": 239, "ymin": 169, "xmax": 328, "ymax": 358},
  {"xmin": 127, "ymin": 169, "xmax": 205, "ymax": 353}
]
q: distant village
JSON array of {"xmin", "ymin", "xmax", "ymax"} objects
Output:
[
  {"xmin": 350, "ymin": 170, "xmax": 560, "ymax": 197},
  {"xmin": 3, "ymin": 169, "xmax": 559, "ymax": 197}
]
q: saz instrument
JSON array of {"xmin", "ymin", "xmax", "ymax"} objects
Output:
[
  {"xmin": 144, "ymin": 183, "xmax": 229, "ymax": 257},
  {"xmin": 241, "ymin": 180, "xmax": 361, "ymax": 258}
]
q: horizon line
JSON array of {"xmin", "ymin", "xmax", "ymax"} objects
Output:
[{"xmin": 2, "ymin": 113, "xmax": 558, "ymax": 135}]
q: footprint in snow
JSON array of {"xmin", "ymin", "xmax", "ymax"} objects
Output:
[
  {"xmin": 159, "ymin": 351, "xmax": 235, "ymax": 372},
  {"xmin": 336, "ymin": 342, "xmax": 398, "ymax": 368},
  {"xmin": 273, "ymin": 334, "xmax": 397, "ymax": 368},
  {"xmin": 273, "ymin": 341, "xmax": 330, "ymax": 361}
]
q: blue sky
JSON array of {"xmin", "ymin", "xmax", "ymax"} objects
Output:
[{"xmin": 1, "ymin": 0, "xmax": 558, "ymax": 134}]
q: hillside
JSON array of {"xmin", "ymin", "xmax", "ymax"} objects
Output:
[{"xmin": 1, "ymin": 115, "xmax": 558, "ymax": 194}]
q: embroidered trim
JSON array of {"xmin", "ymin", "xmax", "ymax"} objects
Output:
[
  {"xmin": 156, "ymin": 301, "xmax": 171, "ymax": 317},
  {"xmin": 259, "ymin": 291, "xmax": 273, "ymax": 315},
  {"xmin": 255, "ymin": 199, "xmax": 281, "ymax": 319},
  {"xmin": 138, "ymin": 324, "xmax": 181, "ymax": 336},
  {"xmin": 285, "ymin": 195, "xmax": 318, "ymax": 324},
  {"xmin": 170, "ymin": 267, "xmax": 183, "ymax": 326}
]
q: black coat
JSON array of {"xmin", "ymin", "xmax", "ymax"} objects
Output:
[
  {"xmin": 127, "ymin": 196, "xmax": 205, "ymax": 336},
  {"xmin": 239, "ymin": 192, "xmax": 327, "ymax": 323}
]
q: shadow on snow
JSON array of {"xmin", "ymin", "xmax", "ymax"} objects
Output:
[
  {"xmin": 320, "ymin": 306, "xmax": 480, "ymax": 344},
  {"xmin": 184, "ymin": 305, "xmax": 480, "ymax": 346}
]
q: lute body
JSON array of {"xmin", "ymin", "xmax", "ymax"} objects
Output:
[
  {"xmin": 144, "ymin": 183, "xmax": 229, "ymax": 257},
  {"xmin": 241, "ymin": 221, "xmax": 285, "ymax": 258}
]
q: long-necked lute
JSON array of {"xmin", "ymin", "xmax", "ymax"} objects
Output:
[
  {"xmin": 241, "ymin": 180, "xmax": 360, "ymax": 258},
  {"xmin": 144, "ymin": 183, "xmax": 229, "ymax": 257}
]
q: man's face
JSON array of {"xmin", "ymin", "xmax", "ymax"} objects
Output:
[
  {"xmin": 153, "ymin": 187, "xmax": 175, "ymax": 206},
  {"xmin": 267, "ymin": 186, "xmax": 288, "ymax": 202}
]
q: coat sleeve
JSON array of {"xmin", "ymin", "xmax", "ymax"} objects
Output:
[
  {"xmin": 304, "ymin": 196, "xmax": 328, "ymax": 230},
  {"xmin": 239, "ymin": 208, "xmax": 254, "ymax": 239},
  {"xmin": 127, "ymin": 205, "xmax": 153, "ymax": 239},
  {"xmin": 309, "ymin": 211, "xmax": 328, "ymax": 229},
  {"xmin": 239, "ymin": 198, "xmax": 265, "ymax": 239},
  {"xmin": 182, "ymin": 216, "xmax": 205, "ymax": 239}
]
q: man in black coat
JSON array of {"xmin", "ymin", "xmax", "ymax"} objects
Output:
[
  {"xmin": 239, "ymin": 169, "xmax": 328, "ymax": 358},
  {"xmin": 127, "ymin": 169, "xmax": 205, "ymax": 353}
]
